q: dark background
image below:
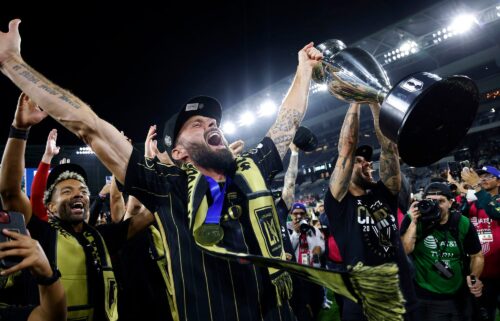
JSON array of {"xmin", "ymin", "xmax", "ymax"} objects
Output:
[{"xmin": 0, "ymin": 0, "xmax": 437, "ymax": 145}]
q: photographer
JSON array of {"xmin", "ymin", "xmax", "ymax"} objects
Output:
[
  {"xmin": 289, "ymin": 203, "xmax": 325, "ymax": 266},
  {"xmin": 401, "ymin": 182, "xmax": 484, "ymax": 321}
]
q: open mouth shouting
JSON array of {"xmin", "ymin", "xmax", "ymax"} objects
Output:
[
  {"xmin": 70, "ymin": 200, "xmax": 85, "ymax": 215},
  {"xmin": 205, "ymin": 129, "xmax": 226, "ymax": 149}
]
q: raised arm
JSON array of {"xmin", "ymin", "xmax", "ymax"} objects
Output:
[
  {"xmin": 329, "ymin": 103, "xmax": 360, "ymax": 202},
  {"xmin": 281, "ymin": 143, "xmax": 299, "ymax": 209},
  {"xmin": 109, "ymin": 176, "xmax": 126, "ymax": 223},
  {"xmin": 30, "ymin": 129, "xmax": 60, "ymax": 221},
  {"xmin": 266, "ymin": 42, "xmax": 322, "ymax": 159},
  {"xmin": 0, "ymin": 93, "xmax": 47, "ymax": 223},
  {"xmin": 369, "ymin": 103, "xmax": 401, "ymax": 195},
  {"xmin": 0, "ymin": 20, "xmax": 132, "ymax": 183}
]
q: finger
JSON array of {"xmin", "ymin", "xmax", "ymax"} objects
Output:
[
  {"xmin": 302, "ymin": 41, "xmax": 314, "ymax": 51},
  {"xmin": 2, "ymin": 229, "xmax": 28, "ymax": 240},
  {"xmin": 0, "ymin": 248, "xmax": 29, "ymax": 259},
  {"xmin": 0, "ymin": 259, "xmax": 30, "ymax": 276},
  {"xmin": 8, "ymin": 19, "xmax": 21, "ymax": 36}
]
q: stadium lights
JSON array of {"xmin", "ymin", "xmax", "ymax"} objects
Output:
[
  {"xmin": 222, "ymin": 121, "xmax": 236, "ymax": 135},
  {"xmin": 311, "ymin": 83, "xmax": 328, "ymax": 94},
  {"xmin": 239, "ymin": 111, "xmax": 255, "ymax": 126},
  {"xmin": 76, "ymin": 146, "xmax": 95, "ymax": 155},
  {"xmin": 449, "ymin": 14, "xmax": 477, "ymax": 34},
  {"xmin": 258, "ymin": 100, "xmax": 277, "ymax": 116}
]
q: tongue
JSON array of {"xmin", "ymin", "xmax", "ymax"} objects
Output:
[
  {"xmin": 207, "ymin": 134, "xmax": 222, "ymax": 146},
  {"xmin": 71, "ymin": 208, "xmax": 84, "ymax": 215}
]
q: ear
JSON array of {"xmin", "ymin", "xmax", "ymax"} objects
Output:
[
  {"xmin": 47, "ymin": 202, "xmax": 57, "ymax": 215},
  {"xmin": 171, "ymin": 144, "xmax": 189, "ymax": 163}
]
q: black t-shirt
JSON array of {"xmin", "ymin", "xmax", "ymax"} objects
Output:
[
  {"xmin": 114, "ymin": 224, "xmax": 172, "ymax": 321},
  {"xmin": 324, "ymin": 182, "xmax": 417, "ymax": 318},
  {"xmin": 122, "ymin": 137, "xmax": 295, "ymax": 321}
]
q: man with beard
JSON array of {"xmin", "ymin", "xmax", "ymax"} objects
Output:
[
  {"xmin": 324, "ymin": 103, "xmax": 417, "ymax": 321},
  {"xmin": 0, "ymin": 93, "xmax": 155, "ymax": 321},
  {"xmin": 0, "ymin": 19, "xmax": 322, "ymax": 320}
]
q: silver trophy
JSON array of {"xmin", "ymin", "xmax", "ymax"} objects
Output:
[{"xmin": 313, "ymin": 39, "xmax": 479, "ymax": 167}]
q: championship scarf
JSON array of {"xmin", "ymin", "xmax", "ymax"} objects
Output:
[
  {"xmin": 184, "ymin": 155, "xmax": 406, "ymax": 321},
  {"xmin": 185, "ymin": 157, "xmax": 293, "ymax": 306},
  {"xmin": 50, "ymin": 219, "xmax": 118, "ymax": 321}
]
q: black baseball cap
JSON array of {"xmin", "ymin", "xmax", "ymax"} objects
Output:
[
  {"xmin": 424, "ymin": 182, "xmax": 453, "ymax": 199},
  {"xmin": 293, "ymin": 126, "xmax": 318, "ymax": 152},
  {"xmin": 163, "ymin": 96, "xmax": 222, "ymax": 155},
  {"xmin": 355, "ymin": 145, "xmax": 373, "ymax": 162}
]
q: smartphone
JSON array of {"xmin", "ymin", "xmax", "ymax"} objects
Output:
[
  {"xmin": 448, "ymin": 161, "xmax": 462, "ymax": 181},
  {"xmin": 0, "ymin": 211, "xmax": 28, "ymax": 269},
  {"xmin": 105, "ymin": 176, "xmax": 112, "ymax": 184}
]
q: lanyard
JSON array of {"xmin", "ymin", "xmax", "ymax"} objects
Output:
[{"xmin": 204, "ymin": 176, "xmax": 230, "ymax": 224}]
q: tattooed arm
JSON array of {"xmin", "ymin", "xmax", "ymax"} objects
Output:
[
  {"xmin": 281, "ymin": 143, "xmax": 299, "ymax": 209},
  {"xmin": 329, "ymin": 103, "xmax": 360, "ymax": 202},
  {"xmin": 0, "ymin": 20, "xmax": 132, "ymax": 184},
  {"xmin": 369, "ymin": 103, "xmax": 401, "ymax": 195},
  {"xmin": 266, "ymin": 42, "xmax": 322, "ymax": 160}
]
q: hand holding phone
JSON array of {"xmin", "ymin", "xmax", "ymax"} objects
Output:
[{"xmin": 0, "ymin": 211, "xmax": 29, "ymax": 269}]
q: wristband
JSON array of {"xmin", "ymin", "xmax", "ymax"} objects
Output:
[
  {"xmin": 291, "ymin": 151, "xmax": 299, "ymax": 156},
  {"xmin": 35, "ymin": 266, "xmax": 61, "ymax": 286},
  {"xmin": 9, "ymin": 125, "xmax": 30, "ymax": 140}
]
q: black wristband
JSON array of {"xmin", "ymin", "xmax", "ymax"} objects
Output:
[
  {"xmin": 9, "ymin": 125, "xmax": 30, "ymax": 140},
  {"xmin": 35, "ymin": 266, "xmax": 61, "ymax": 286}
]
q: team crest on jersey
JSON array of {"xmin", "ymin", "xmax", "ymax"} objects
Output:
[{"xmin": 255, "ymin": 206, "xmax": 282, "ymax": 257}]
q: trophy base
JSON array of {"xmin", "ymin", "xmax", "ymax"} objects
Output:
[{"xmin": 380, "ymin": 72, "xmax": 479, "ymax": 167}]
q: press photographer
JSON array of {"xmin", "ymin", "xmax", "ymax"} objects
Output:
[
  {"xmin": 288, "ymin": 203, "xmax": 324, "ymax": 267},
  {"xmin": 401, "ymin": 182, "xmax": 484, "ymax": 320}
]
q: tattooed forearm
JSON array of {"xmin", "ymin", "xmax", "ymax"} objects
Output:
[
  {"xmin": 267, "ymin": 109, "xmax": 303, "ymax": 159},
  {"xmin": 282, "ymin": 152, "xmax": 299, "ymax": 208},
  {"xmin": 10, "ymin": 61, "xmax": 83, "ymax": 109},
  {"xmin": 370, "ymin": 104, "xmax": 401, "ymax": 194},
  {"xmin": 329, "ymin": 103, "xmax": 360, "ymax": 201}
]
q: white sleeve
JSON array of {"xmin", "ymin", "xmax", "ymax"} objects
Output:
[
  {"xmin": 309, "ymin": 227, "xmax": 325, "ymax": 254},
  {"xmin": 289, "ymin": 230, "xmax": 300, "ymax": 250}
]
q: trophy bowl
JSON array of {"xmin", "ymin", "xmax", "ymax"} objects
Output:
[{"xmin": 313, "ymin": 39, "xmax": 479, "ymax": 167}]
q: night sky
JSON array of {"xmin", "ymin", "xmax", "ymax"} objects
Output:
[{"xmin": 0, "ymin": 0, "xmax": 437, "ymax": 146}]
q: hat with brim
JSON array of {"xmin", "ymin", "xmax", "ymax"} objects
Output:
[
  {"xmin": 475, "ymin": 165, "xmax": 500, "ymax": 179},
  {"xmin": 163, "ymin": 96, "xmax": 222, "ymax": 156}
]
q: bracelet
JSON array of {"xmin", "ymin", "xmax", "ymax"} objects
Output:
[
  {"xmin": 9, "ymin": 125, "xmax": 30, "ymax": 140},
  {"xmin": 35, "ymin": 266, "xmax": 61, "ymax": 286}
]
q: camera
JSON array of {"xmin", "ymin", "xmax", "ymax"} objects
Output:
[
  {"xmin": 448, "ymin": 160, "xmax": 470, "ymax": 181},
  {"xmin": 0, "ymin": 211, "xmax": 28, "ymax": 269},
  {"xmin": 433, "ymin": 260, "xmax": 454, "ymax": 279},
  {"xmin": 299, "ymin": 219, "xmax": 312, "ymax": 233},
  {"xmin": 417, "ymin": 199, "xmax": 441, "ymax": 222}
]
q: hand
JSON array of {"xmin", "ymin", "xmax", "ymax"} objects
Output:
[
  {"xmin": 298, "ymin": 42, "xmax": 323, "ymax": 71},
  {"xmin": 293, "ymin": 221, "xmax": 300, "ymax": 233},
  {"xmin": 43, "ymin": 129, "xmax": 60, "ymax": 162},
  {"xmin": 229, "ymin": 140, "xmax": 245, "ymax": 157},
  {"xmin": 0, "ymin": 19, "xmax": 22, "ymax": 64},
  {"xmin": 12, "ymin": 93, "xmax": 48, "ymax": 129},
  {"xmin": 461, "ymin": 168, "xmax": 480, "ymax": 187},
  {"xmin": 312, "ymin": 246, "xmax": 322, "ymax": 255},
  {"xmin": 408, "ymin": 201, "xmax": 421, "ymax": 223},
  {"xmin": 99, "ymin": 183, "xmax": 111, "ymax": 196},
  {"xmin": 467, "ymin": 275, "xmax": 483, "ymax": 297},
  {"xmin": 0, "ymin": 229, "xmax": 52, "ymax": 278},
  {"xmin": 145, "ymin": 125, "xmax": 173, "ymax": 164},
  {"xmin": 289, "ymin": 142, "xmax": 299, "ymax": 153}
]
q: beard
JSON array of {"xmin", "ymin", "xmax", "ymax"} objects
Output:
[
  {"xmin": 57, "ymin": 199, "xmax": 89, "ymax": 224},
  {"xmin": 185, "ymin": 140, "xmax": 235, "ymax": 173},
  {"xmin": 352, "ymin": 170, "xmax": 377, "ymax": 190}
]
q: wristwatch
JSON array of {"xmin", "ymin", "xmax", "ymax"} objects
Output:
[{"xmin": 35, "ymin": 266, "xmax": 61, "ymax": 286}]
